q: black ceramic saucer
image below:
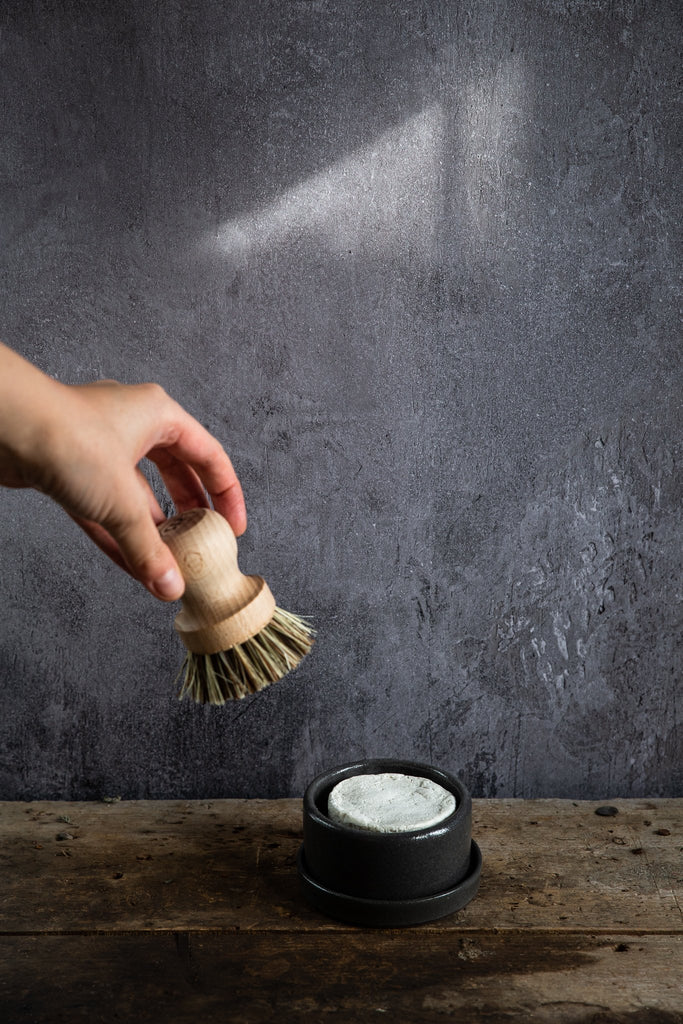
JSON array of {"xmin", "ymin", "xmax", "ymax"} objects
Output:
[{"xmin": 297, "ymin": 838, "xmax": 482, "ymax": 927}]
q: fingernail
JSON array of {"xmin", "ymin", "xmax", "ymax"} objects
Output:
[{"xmin": 152, "ymin": 567, "xmax": 184, "ymax": 600}]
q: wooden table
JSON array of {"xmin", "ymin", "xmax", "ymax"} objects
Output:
[{"xmin": 1, "ymin": 798, "xmax": 681, "ymax": 1022}]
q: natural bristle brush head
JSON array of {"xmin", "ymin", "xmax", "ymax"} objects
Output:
[
  {"xmin": 158, "ymin": 508, "xmax": 315, "ymax": 705},
  {"xmin": 176, "ymin": 607, "xmax": 314, "ymax": 704}
]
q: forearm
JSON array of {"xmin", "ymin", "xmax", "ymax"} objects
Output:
[{"xmin": 0, "ymin": 342, "xmax": 68, "ymax": 488}]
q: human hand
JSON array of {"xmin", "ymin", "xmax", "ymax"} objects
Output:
[{"xmin": 0, "ymin": 344, "xmax": 246, "ymax": 600}]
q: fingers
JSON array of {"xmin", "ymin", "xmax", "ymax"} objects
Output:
[
  {"xmin": 72, "ymin": 472, "xmax": 186, "ymax": 601},
  {"xmin": 109, "ymin": 382, "xmax": 246, "ymax": 535},
  {"xmin": 147, "ymin": 448, "xmax": 211, "ymax": 515},
  {"xmin": 108, "ymin": 504, "xmax": 186, "ymax": 599},
  {"xmin": 148, "ymin": 419, "xmax": 247, "ymax": 537},
  {"xmin": 68, "ymin": 515, "xmax": 130, "ymax": 572},
  {"xmin": 136, "ymin": 464, "xmax": 167, "ymax": 523},
  {"xmin": 61, "ymin": 381, "xmax": 248, "ymax": 597},
  {"xmin": 209, "ymin": 475, "xmax": 248, "ymax": 537}
]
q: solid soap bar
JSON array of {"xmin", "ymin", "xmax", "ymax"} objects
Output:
[{"xmin": 327, "ymin": 772, "xmax": 456, "ymax": 833}]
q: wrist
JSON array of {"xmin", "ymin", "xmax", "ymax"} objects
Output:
[{"xmin": 0, "ymin": 344, "xmax": 69, "ymax": 488}]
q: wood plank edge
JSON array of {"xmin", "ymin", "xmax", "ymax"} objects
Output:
[{"xmin": 2, "ymin": 926, "xmax": 682, "ymax": 937}]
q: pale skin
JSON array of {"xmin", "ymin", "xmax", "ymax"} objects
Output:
[{"xmin": 0, "ymin": 342, "xmax": 247, "ymax": 601}]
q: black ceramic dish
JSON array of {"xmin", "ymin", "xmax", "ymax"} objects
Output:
[{"xmin": 298, "ymin": 759, "xmax": 482, "ymax": 927}]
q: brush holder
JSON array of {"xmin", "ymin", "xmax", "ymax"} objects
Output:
[
  {"xmin": 297, "ymin": 759, "xmax": 482, "ymax": 927},
  {"xmin": 158, "ymin": 508, "xmax": 276, "ymax": 655}
]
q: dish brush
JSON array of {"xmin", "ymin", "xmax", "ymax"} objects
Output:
[{"xmin": 158, "ymin": 507, "xmax": 314, "ymax": 704}]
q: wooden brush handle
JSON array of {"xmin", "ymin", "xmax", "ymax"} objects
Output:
[{"xmin": 158, "ymin": 508, "xmax": 276, "ymax": 655}]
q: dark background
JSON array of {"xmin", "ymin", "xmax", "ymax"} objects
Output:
[{"xmin": 0, "ymin": 0, "xmax": 680, "ymax": 800}]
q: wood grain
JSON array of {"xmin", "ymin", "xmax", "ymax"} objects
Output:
[
  {"xmin": 1, "ymin": 933, "xmax": 681, "ymax": 1023},
  {"xmin": 0, "ymin": 798, "xmax": 680, "ymax": 933},
  {"xmin": 159, "ymin": 508, "xmax": 276, "ymax": 653},
  {"xmin": 1, "ymin": 798, "xmax": 681, "ymax": 1021}
]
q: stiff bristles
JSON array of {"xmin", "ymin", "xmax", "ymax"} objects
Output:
[{"xmin": 174, "ymin": 607, "xmax": 315, "ymax": 705}]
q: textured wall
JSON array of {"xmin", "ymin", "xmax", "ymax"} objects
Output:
[{"xmin": 0, "ymin": 0, "xmax": 680, "ymax": 799}]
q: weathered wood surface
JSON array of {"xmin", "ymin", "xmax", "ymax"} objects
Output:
[
  {"xmin": 0, "ymin": 798, "xmax": 680, "ymax": 933},
  {"xmin": 3, "ymin": 933, "xmax": 681, "ymax": 1023},
  {"xmin": 1, "ymin": 799, "xmax": 681, "ymax": 1022}
]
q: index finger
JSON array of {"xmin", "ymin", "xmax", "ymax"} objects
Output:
[{"xmin": 148, "ymin": 417, "xmax": 247, "ymax": 536}]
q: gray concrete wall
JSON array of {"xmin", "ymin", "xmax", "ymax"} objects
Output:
[{"xmin": 0, "ymin": 0, "xmax": 680, "ymax": 800}]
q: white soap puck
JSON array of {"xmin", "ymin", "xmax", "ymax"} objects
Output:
[{"xmin": 327, "ymin": 772, "xmax": 456, "ymax": 833}]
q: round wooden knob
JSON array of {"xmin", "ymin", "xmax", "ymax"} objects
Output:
[{"xmin": 159, "ymin": 508, "xmax": 276, "ymax": 654}]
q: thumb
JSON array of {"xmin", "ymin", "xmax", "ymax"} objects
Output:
[{"xmin": 104, "ymin": 504, "xmax": 185, "ymax": 601}]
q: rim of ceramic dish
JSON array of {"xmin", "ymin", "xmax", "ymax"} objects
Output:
[{"xmin": 304, "ymin": 758, "xmax": 470, "ymax": 840}]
